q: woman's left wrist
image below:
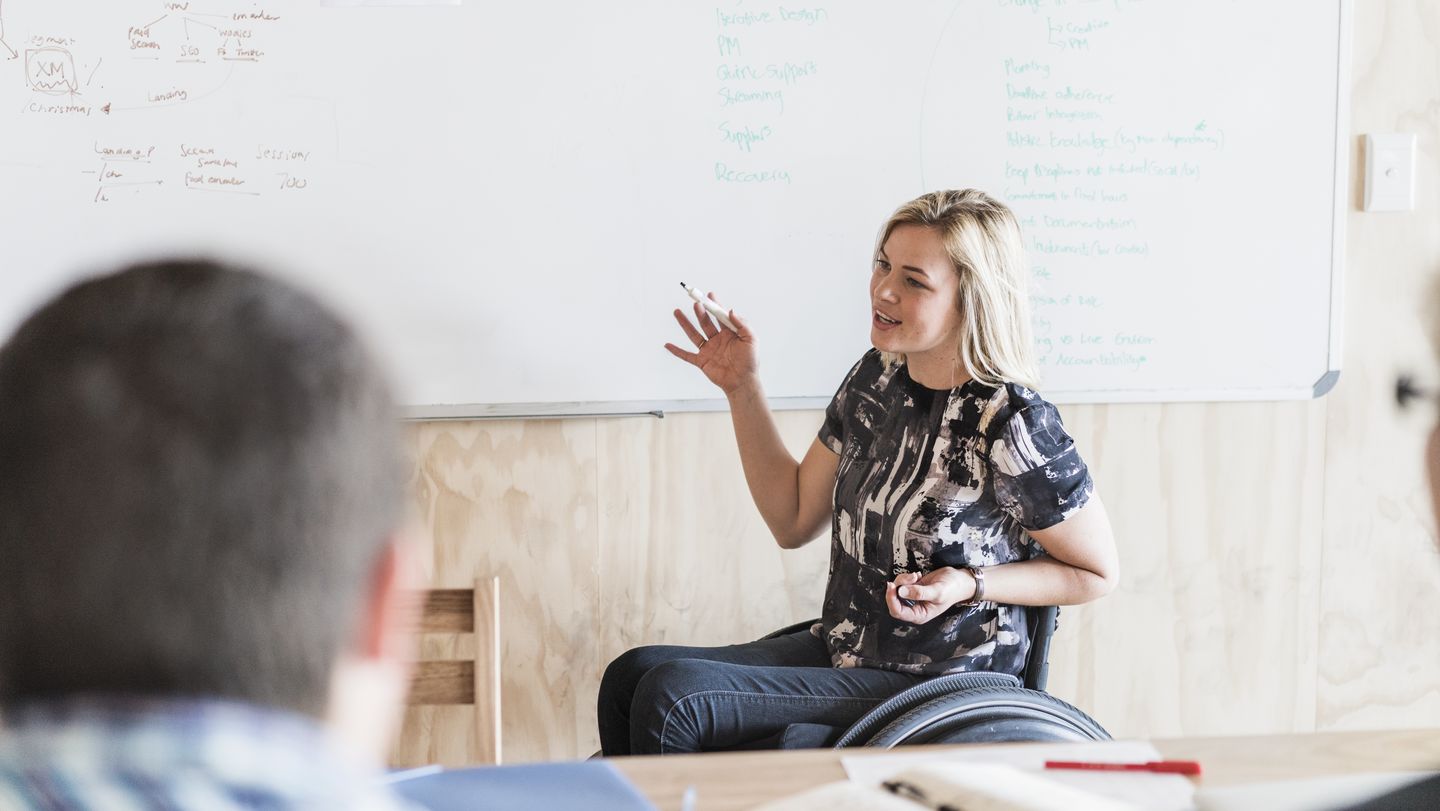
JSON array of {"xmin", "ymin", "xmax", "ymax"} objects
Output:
[{"xmin": 959, "ymin": 565, "xmax": 986, "ymax": 605}]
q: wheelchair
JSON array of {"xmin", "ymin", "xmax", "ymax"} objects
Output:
[{"xmin": 758, "ymin": 606, "xmax": 1112, "ymax": 750}]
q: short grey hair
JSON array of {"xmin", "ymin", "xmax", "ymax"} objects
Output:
[{"xmin": 0, "ymin": 258, "xmax": 408, "ymax": 716}]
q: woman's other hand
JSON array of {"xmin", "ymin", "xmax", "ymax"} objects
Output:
[
  {"xmin": 663, "ymin": 293, "xmax": 758, "ymax": 396},
  {"xmin": 885, "ymin": 568, "xmax": 977, "ymax": 624}
]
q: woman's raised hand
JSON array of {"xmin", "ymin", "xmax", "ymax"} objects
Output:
[{"xmin": 663, "ymin": 293, "xmax": 759, "ymax": 395}]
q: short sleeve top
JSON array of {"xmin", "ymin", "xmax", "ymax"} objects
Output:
[{"xmin": 815, "ymin": 349, "xmax": 1093, "ymax": 676}]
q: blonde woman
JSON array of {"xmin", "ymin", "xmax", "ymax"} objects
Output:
[{"xmin": 598, "ymin": 189, "xmax": 1119, "ymax": 755}]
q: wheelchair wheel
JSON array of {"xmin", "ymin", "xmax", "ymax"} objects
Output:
[{"xmin": 861, "ymin": 685, "xmax": 1111, "ymax": 747}]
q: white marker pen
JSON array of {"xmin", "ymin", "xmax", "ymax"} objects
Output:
[{"xmin": 680, "ymin": 281, "xmax": 738, "ymax": 332}]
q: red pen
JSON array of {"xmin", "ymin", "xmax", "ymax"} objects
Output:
[{"xmin": 1044, "ymin": 760, "xmax": 1203, "ymax": 777}]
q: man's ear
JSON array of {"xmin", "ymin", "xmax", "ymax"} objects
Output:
[
  {"xmin": 356, "ymin": 533, "xmax": 427, "ymax": 662},
  {"xmin": 1428, "ymin": 426, "xmax": 1440, "ymax": 545},
  {"xmin": 326, "ymin": 532, "xmax": 427, "ymax": 766}
]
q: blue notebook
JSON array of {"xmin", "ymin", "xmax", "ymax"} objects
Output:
[{"xmin": 388, "ymin": 760, "xmax": 658, "ymax": 811}]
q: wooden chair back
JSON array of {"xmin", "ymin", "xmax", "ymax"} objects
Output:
[{"xmin": 404, "ymin": 576, "xmax": 502, "ymax": 764}]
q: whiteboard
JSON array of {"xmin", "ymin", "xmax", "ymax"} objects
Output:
[{"xmin": 0, "ymin": 0, "xmax": 1349, "ymax": 417}]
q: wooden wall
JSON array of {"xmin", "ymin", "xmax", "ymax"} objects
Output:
[
  {"xmin": 390, "ymin": 0, "xmax": 1440, "ymax": 766},
  {"xmin": 1316, "ymin": 0, "xmax": 1440, "ymax": 731}
]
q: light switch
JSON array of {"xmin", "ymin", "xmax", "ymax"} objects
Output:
[{"xmin": 1364, "ymin": 133, "xmax": 1416, "ymax": 211}]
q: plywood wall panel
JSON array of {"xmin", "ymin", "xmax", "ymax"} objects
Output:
[
  {"xmin": 1045, "ymin": 400, "xmax": 1326, "ymax": 739},
  {"xmin": 396, "ymin": 420, "xmax": 601, "ymax": 764}
]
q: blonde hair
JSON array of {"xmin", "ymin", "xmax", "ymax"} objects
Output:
[{"xmin": 877, "ymin": 189, "xmax": 1039, "ymax": 390}]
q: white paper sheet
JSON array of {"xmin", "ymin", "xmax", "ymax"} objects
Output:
[{"xmin": 841, "ymin": 741, "xmax": 1195, "ymax": 811}]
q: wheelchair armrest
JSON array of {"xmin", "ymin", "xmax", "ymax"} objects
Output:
[{"xmin": 758, "ymin": 618, "xmax": 821, "ymax": 641}]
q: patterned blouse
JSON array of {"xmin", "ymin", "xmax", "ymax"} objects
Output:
[{"xmin": 815, "ymin": 349, "xmax": 1093, "ymax": 676}]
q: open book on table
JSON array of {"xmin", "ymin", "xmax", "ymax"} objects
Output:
[
  {"xmin": 837, "ymin": 740, "xmax": 1195, "ymax": 810},
  {"xmin": 753, "ymin": 762, "xmax": 1137, "ymax": 811}
]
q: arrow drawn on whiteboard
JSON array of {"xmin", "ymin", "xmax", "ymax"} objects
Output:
[
  {"xmin": 0, "ymin": 0, "xmax": 16, "ymax": 60},
  {"xmin": 184, "ymin": 16, "xmax": 218, "ymax": 37}
]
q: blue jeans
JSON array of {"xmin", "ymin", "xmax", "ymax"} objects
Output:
[{"xmin": 597, "ymin": 629, "xmax": 926, "ymax": 755}]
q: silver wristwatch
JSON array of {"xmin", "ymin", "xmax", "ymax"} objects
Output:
[{"xmin": 961, "ymin": 566, "xmax": 986, "ymax": 605}]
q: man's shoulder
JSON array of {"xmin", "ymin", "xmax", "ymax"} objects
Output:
[{"xmin": 0, "ymin": 699, "xmax": 421, "ymax": 811}]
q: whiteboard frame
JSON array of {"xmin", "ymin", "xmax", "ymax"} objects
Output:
[
  {"xmin": 403, "ymin": 397, "xmax": 832, "ymax": 421},
  {"xmin": 1326, "ymin": 0, "xmax": 1354, "ymax": 393}
]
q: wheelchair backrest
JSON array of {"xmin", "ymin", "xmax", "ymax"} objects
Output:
[{"xmin": 1022, "ymin": 605, "xmax": 1059, "ymax": 692}]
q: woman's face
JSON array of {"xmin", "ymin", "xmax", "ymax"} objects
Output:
[{"xmin": 870, "ymin": 224, "xmax": 964, "ymax": 368}]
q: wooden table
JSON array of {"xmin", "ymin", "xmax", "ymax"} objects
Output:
[{"xmin": 613, "ymin": 729, "xmax": 1440, "ymax": 811}]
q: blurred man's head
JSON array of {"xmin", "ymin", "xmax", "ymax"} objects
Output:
[
  {"xmin": 0, "ymin": 259, "xmax": 415, "ymax": 760},
  {"xmin": 1425, "ymin": 279, "xmax": 1440, "ymax": 540}
]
